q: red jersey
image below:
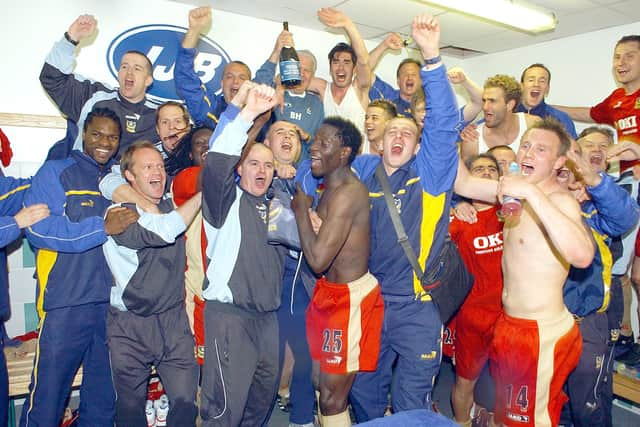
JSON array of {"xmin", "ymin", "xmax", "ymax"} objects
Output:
[
  {"xmin": 591, "ymin": 87, "xmax": 640, "ymax": 171},
  {"xmin": 449, "ymin": 206, "xmax": 504, "ymax": 307}
]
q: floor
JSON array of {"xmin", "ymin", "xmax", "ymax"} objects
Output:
[
  {"xmin": 10, "ymin": 360, "xmax": 640, "ymax": 426},
  {"xmin": 268, "ymin": 358, "xmax": 640, "ymax": 426}
]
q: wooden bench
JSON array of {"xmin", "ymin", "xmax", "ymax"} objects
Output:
[
  {"xmin": 7, "ymin": 350, "xmax": 84, "ymax": 398},
  {"xmin": 613, "ymin": 372, "xmax": 640, "ymax": 405},
  {"xmin": 5, "ymin": 344, "xmax": 83, "ymax": 427}
]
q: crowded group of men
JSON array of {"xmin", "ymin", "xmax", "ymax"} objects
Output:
[{"xmin": 0, "ymin": 4, "xmax": 639, "ymax": 427}]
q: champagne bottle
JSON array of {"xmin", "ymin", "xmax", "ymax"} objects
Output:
[{"xmin": 279, "ymin": 22, "xmax": 301, "ymax": 87}]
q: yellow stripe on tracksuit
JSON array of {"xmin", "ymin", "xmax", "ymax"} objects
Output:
[
  {"xmin": 26, "ymin": 249, "xmax": 60, "ymax": 422},
  {"xmin": 65, "ymin": 190, "xmax": 101, "ymax": 196},
  {"xmin": 593, "ymin": 229, "xmax": 612, "ymax": 313},
  {"xmin": 35, "ymin": 249, "xmax": 58, "ymax": 319},
  {"xmin": 415, "ymin": 192, "xmax": 447, "ymax": 299},
  {"xmin": 581, "ymin": 210, "xmax": 613, "ymax": 313},
  {"xmin": 369, "ymin": 177, "xmax": 445, "ymax": 300},
  {"xmin": 202, "ymin": 85, "xmax": 220, "ymax": 124},
  {"xmin": 369, "ymin": 176, "xmax": 420, "ymax": 198},
  {"xmin": 25, "ymin": 310, "xmax": 47, "ymax": 425},
  {"xmin": 0, "ymin": 183, "xmax": 30, "ymax": 200}
]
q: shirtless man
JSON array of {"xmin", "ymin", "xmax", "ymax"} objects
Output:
[
  {"xmin": 310, "ymin": 8, "xmax": 371, "ymax": 137},
  {"xmin": 292, "ymin": 116, "xmax": 382, "ymax": 426},
  {"xmin": 460, "ymin": 75, "xmax": 540, "ymax": 160},
  {"xmin": 490, "ymin": 117, "xmax": 595, "ymax": 427}
]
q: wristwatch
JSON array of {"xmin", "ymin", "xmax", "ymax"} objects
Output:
[
  {"xmin": 424, "ymin": 55, "xmax": 441, "ymax": 65},
  {"xmin": 64, "ymin": 31, "xmax": 79, "ymax": 46}
]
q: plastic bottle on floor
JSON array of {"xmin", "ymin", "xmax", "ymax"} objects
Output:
[{"xmin": 154, "ymin": 394, "xmax": 169, "ymax": 427}]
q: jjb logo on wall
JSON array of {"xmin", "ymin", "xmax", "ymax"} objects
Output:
[{"xmin": 107, "ymin": 24, "xmax": 231, "ymax": 105}]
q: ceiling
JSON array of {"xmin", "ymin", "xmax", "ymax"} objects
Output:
[{"xmin": 172, "ymin": 0, "xmax": 640, "ymax": 56}]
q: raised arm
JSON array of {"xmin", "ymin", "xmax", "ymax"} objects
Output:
[
  {"xmin": 201, "ymin": 85, "xmax": 277, "ymax": 227},
  {"xmin": 448, "ymin": 67, "xmax": 483, "ymax": 123},
  {"xmin": 182, "ymin": 7, "xmax": 211, "ymax": 49},
  {"xmin": 253, "ymin": 28, "xmax": 294, "ymax": 87},
  {"xmin": 268, "ymin": 29, "xmax": 293, "ymax": 65},
  {"xmin": 318, "ymin": 8, "xmax": 371, "ymax": 92},
  {"xmin": 458, "ymin": 124, "xmax": 480, "ymax": 160},
  {"xmin": 412, "ymin": 14, "xmax": 460, "ymax": 195},
  {"xmin": 175, "ymin": 7, "xmax": 221, "ymax": 129},
  {"xmin": 369, "ymin": 33, "xmax": 403, "ymax": 73},
  {"xmin": 40, "ymin": 15, "xmax": 107, "ymax": 121}
]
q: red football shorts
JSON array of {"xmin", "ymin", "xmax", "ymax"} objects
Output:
[
  {"xmin": 489, "ymin": 308, "xmax": 582, "ymax": 427},
  {"xmin": 454, "ymin": 303, "xmax": 501, "ymax": 380},
  {"xmin": 306, "ymin": 272, "xmax": 384, "ymax": 374},
  {"xmin": 442, "ymin": 317, "xmax": 456, "ymax": 359}
]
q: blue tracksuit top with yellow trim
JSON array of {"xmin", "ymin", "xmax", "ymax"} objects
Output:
[
  {"xmin": 0, "ymin": 175, "xmax": 31, "ymax": 321},
  {"xmin": 564, "ymin": 173, "xmax": 639, "ymax": 317},
  {"xmin": 0, "ymin": 176, "xmax": 30, "ymax": 248},
  {"xmin": 25, "ymin": 150, "xmax": 114, "ymax": 312},
  {"xmin": 297, "ymin": 65, "xmax": 461, "ymax": 296},
  {"xmin": 367, "ymin": 66, "xmax": 460, "ymax": 296}
]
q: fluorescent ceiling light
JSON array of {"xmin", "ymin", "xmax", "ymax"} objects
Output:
[{"xmin": 419, "ymin": 0, "xmax": 557, "ymax": 34}]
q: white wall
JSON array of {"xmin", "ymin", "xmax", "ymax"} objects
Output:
[{"xmin": 459, "ymin": 21, "xmax": 640, "ymax": 122}]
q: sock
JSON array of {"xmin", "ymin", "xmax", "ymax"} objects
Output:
[
  {"xmin": 321, "ymin": 409, "xmax": 351, "ymax": 427},
  {"xmin": 316, "ymin": 391, "xmax": 323, "ymax": 425}
]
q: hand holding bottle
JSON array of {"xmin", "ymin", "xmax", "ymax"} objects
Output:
[
  {"xmin": 500, "ymin": 162, "xmax": 522, "ymax": 217},
  {"xmin": 279, "ymin": 22, "xmax": 301, "ymax": 87}
]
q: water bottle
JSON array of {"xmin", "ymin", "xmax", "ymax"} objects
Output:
[
  {"xmin": 145, "ymin": 400, "xmax": 156, "ymax": 427},
  {"xmin": 154, "ymin": 394, "xmax": 169, "ymax": 427},
  {"xmin": 500, "ymin": 162, "xmax": 522, "ymax": 217},
  {"xmin": 279, "ymin": 22, "xmax": 301, "ymax": 87}
]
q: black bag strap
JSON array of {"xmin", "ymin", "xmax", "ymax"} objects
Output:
[{"xmin": 374, "ymin": 164, "xmax": 425, "ymax": 279}]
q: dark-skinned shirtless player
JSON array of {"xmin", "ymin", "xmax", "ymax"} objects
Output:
[{"xmin": 292, "ymin": 116, "xmax": 383, "ymax": 427}]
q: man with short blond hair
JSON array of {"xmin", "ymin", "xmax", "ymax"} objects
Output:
[{"xmin": 490, "ymin": 117, "xmax": 595, "ymax": 427}]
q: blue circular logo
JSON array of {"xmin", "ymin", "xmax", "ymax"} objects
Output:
[{"xmin": 107, "ymin": 24, "xmax": 231, "ymax": 105}]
